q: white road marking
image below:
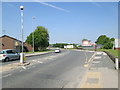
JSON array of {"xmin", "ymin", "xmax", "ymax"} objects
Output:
[
  {"xmin": 38, "ymin": 61, "xmax": 43, "ymax": 64},
  {"xmin": 103, "ymin": 52, "xmax": 107, "ymax": 55},
  {"xmin": 22, "ymin": 66, "xmax": 27, "ymax": 69},
  {"xmin": 49, "ymin": 56, "xmax": 56, "ymax": 58},
  {"xmin": 20, "ymin": 70, "xmax": 25, "ymax": 72},
  {"xmin": 87, "ymin": 52, "xmax": 96, "ymax": 63},
  {"xmin": 87, "ymin": 51, "xmax": 95, "ymax": 53},
  {"xmin": 92, "ymin": 61, "xmax": 100, "ymax": 64},
  {"xmin": 44, "ymin": 57, "xmax": 52, "ymax": 60},
  {"xmin": 2, "ymin": 74, "xmax": 12, "ymax": 78},
  {"xmin": 96, "ymin": 52, "xmax": 102, "ymax": 54},
  {"xmin": 94, "ymin": 56, "xmax": 101, "ymax": 59},
  {"xmin": 30, "ymin": 51, "xmax": 70, "ymax": 65},
  {"xmin": 32, "ymin": 60, "xmax": 36, "ymax": 62}
]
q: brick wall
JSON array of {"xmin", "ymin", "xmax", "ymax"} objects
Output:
[
  {"xmin": 115, "ymin": 48, "xmax": 120, "ymax": 50},
  {"xmin": 0, "ymin": 35, "xmax": 33, "ymax": 52},
  {"xmin": 24, "ymin": 42, "xmax": 32, "ymax": 52},
  {"xmin": 2, "ymin": 36, "xmax": 14, "ymax": 50}
]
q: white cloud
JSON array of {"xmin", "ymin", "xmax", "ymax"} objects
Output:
[
  {"xmin": 88, "ymin": 0, "xmax": 103, "ymax": 8},
  {"xmin": 34, "ymin": 0, "xmax": 70, "ymax": 12},
  {"xmin": 1, "ymin": 0, "xmax": 119, "ymax": 2}
]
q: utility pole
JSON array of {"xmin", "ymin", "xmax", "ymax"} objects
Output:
[
  {"xmin": 20, "ymin": 6, "xmax": 24, "ymax": 63},
  {"xmin": 32, "ymin": 16, "xmax": 35, "ymax": 53}
]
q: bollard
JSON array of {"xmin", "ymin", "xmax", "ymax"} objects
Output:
[
  {"xmin": 23, "ymin": 54, "xmax": 26, "ymax": 63},
  {"xmin": 20, "ymin": 53, "xmax": 23, "ymax": 63},
  {"xmin": 115, "ymin": 58, "xmax": 119, "ymax": 70},
  {"xmin": 20, "ymin": 53, "xmax": 25, "ymax": 63}
]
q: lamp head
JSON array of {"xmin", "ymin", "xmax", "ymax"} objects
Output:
[{"xmin": 20, "ymin": 6, "xmax": 24, "ymax": 10}]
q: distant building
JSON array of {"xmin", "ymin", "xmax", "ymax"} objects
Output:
[
  {"xmin": 64, "ymin": 45, "xmax": 74, "ymax": 49},
  {"xmin": 114, "ymin": 39, "xmax": 120, "ymax": 50},
  {"xmin": 81, "ymin": 40, "xmax": 94, "ymax": 49},
  {"xmin": 82, "ymin": 40, "xmax": 92, "ymax": 46},
  {"xmin": 0, "ymin": 35, "xmax": 32, "ymax": 52},
  {"xmin": 96, "ymin": 44, "xmax": 103, "ymax": 49}
]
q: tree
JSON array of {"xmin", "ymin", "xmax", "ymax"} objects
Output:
[
  {"xmin": 95, "ymin": 35, "xmax": 115, "ymax": 49},
  {"xmin": 103, "ymin": 42, "xmax": 113, "ymax": 49},
  {"xmin": 26, "ymin": 26, "xmax": 49, "ymax": 51},
  {"xmin": 95, "ymin": 35, "xmax": 109, "ymax": 45},
  {"xmin": 110, "ymin": 38, "xmax": 115, "ymax": 42},
  {"xmin": 72, "ymin": 43, "xmax": 78, "ymax": 48},
  {"xmin": 82, "ymin": 39, "xmax": 88, "ymax": 42},
  {"xmin": 52, "ymin": 43, "xmax": 68, "ymax": 48}
]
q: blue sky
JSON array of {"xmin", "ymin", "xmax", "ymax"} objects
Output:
[{"xmin": 2, "ymin": 2, "xmax": 118, "ymax": 44}]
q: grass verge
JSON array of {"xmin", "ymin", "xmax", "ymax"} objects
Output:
[{"xmin": 97, "ymin": 49, "xmax": 119, "ymax": 59}]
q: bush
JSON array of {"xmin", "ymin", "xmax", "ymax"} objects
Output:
[{"xmin": 103, "ymin": 43, "xmax": 113, "ymax": 49}]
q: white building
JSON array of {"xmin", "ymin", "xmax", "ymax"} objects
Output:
[
  {"xmin": 64, "ymin": 45, "xmax": 74, "ymax": 49},
  {"xmin": 114, "ymin": 39, "xmax": 120, "ymax": 50}
]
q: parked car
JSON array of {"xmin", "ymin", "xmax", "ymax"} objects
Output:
[
  {"xmin": 0, "ymin": 49, "xmax": 20, "ymax": 62},
  {"xmin": 54, "ymin": 49, "xmax": 61, "ymax": 53}
]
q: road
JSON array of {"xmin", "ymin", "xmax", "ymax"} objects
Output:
[
  {"xmin": 0, "ymin": 51, "xmax": 55, "ymax": 66},
  {"xmin": 2, "ymin": 50, "xmax": 94, "ymax": 88}
]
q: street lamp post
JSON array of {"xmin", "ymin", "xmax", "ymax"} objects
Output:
[
  {"xmin": 20, "ymin": 6, "xmax": 24, "ymax": 63},
  {"xmin": 32, "ymin": 16, "xmax": 35, "ymax": 53}
]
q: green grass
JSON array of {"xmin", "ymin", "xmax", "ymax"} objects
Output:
[{"xmin": 97, "ymin": 49, "xmax": 119, "ymax": 58}]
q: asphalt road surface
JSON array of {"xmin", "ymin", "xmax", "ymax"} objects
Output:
[
  {"xmin": 2, "ymin": 50, "xmax": 94, "ymax": 88},
  {"xmin": 0, "ymin": 51, "xmax": 56, "ymax": 66}
]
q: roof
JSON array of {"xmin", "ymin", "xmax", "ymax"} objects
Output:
[{"xmin": 0, "ymin": 35, "xmax": 22, "ymax": 42}]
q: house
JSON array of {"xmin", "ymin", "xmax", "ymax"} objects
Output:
[
  {"xmin": 0, "ymin": 35, "xmax": 32, "ymax": 52},
  {"xmin": 114, "ymin": 39, "xmax": 120, "ymax": 50},
  {"xmin": 64, "ymin": 45, "xmax": 74, "ymax": 49}
]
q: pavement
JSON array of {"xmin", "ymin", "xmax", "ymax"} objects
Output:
[
  {"xmin": 79, "ymin": 51, "xmax": 118, "ymax": 88},
  {"xmin": 25, "ymin": 51, "xmax": 53, "ymax": 57},
  {"xmin": 0, "ymin": 50, "xmax": 118, "ymax": 88}
]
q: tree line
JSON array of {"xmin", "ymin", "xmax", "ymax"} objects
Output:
[{"xmin": 25, "ymin": 26, "xmax": 115, "ymax": 51}]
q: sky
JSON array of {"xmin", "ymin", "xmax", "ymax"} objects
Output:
[{"xmin": 2, "ymin": 2, "xmax": 118, "ymax": 44}]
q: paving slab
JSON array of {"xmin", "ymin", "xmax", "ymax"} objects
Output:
[{"xmin": 80, "ymin": 51, "xmax": 118, "ymax": 88}]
